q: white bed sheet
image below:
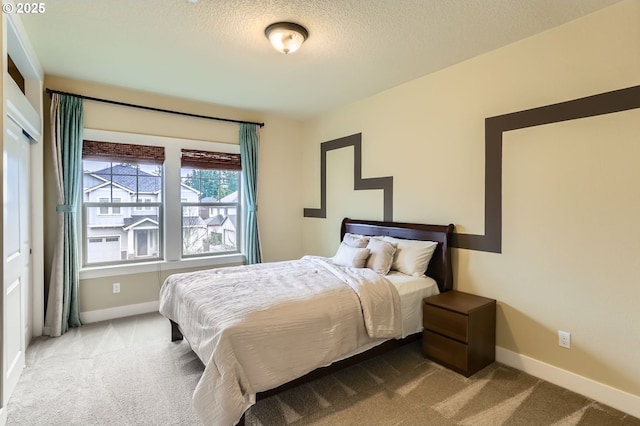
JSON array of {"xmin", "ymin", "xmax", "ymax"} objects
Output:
[
  {"xmin": 161, "ymin": 258, "xmax": 439, "ymax": 425},
  {"xmin": 317, "ymin": 271, "xmax": 440, "ymax": 368},
  {"xmin": 160, "ymin": 257, "xmax": 403, "ymax": 425},
  {"xmin": 386, "ymin": 272, "xmax": 440, "ymax": 337}
]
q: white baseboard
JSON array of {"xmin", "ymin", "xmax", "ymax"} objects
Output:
[
  {"xmin": 80, "ymin": 301, "xmax": 159, "ymax": 324},
  {"xmin": 496, "ymin": 346, "xmax": 640, "ymax": 419},
  {"xmin": 0, "ymin": 406, "xmax": 7, "ymax": 426}
]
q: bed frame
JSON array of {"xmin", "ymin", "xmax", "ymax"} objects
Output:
[
  {"xmin": 340, "ymin": 218, "xmax": 454, "ymax": 293},
  {"xmin": 169, "ymin": 218, "xmax": 454, "ymax": 425}
]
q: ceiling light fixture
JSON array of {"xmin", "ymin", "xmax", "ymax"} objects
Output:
[{"xmin": 264, "ymin": 22, "xmax": 308, "ymax": 55}]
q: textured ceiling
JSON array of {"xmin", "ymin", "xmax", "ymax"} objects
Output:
[{"xmin": 19, "ymin": 0, "xmax": 622, "ymax": 119}]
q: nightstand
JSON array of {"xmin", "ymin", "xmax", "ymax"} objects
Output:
[{"xmin": 422, "ymin": 290, "xmax": 496, "ymax": 377}]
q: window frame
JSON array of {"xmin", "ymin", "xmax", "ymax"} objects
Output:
[
  {"xmin": 82, "ymin": 165, "xmax": 164, "ymax": 268},
  {"xmin": 180, "ymin": 161, "xmax": 242, "ymax": 259}
]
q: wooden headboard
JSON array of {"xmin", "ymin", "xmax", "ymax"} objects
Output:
[{"xmin": 340, "ymin": 218, "xmax": 454, "ymax": 293}]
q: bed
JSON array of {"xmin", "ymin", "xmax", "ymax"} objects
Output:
[{"xmin": 160, "ymin": 218, "xmax": 454, "ymax": 425}]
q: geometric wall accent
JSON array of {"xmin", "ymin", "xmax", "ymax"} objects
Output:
[
  {"xmin": 304, "ymin": 85, "xmax": 640, "ymax": 253},
  {"xmin": 454, "ymin": 84, "xmax": 640, "ymax": 253},
  {"xmin": 303, "ymin": 133, "xmax": 393, "ymax": 221}
]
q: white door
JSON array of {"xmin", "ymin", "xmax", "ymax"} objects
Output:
[{"xmin": 3, "ymin": 115, "xmax": 31, "ymax": 404}]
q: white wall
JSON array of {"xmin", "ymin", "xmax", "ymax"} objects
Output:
[{"xmin": 1, "ymin": 9, "xmax": 45, "ymax": 424}]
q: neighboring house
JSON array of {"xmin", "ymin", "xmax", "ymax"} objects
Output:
[
  {"xmin": 200, "ymin": 191, "xmax": 238, "ymax": 219},
  {"xmin": 200, "ymin": 191, "xmax": 238, "ymax": 251},
  {"xmin": 205, "ymin": 213, "xmax": 237, "ymax": 249},
  {"xmin": 83, "ymin": 164, "xmax": 201, "ymax": 263}
]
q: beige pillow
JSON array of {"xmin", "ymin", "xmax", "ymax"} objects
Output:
[
  {"xmin": 383, "ymin": 236, "xmax": 438, "ymax": 276},
  {"xmin": 333, "ymin": 242, "xmax": 370, "ymax": 268},
  {"xmin": 365, "ymin": 237, "xmax": 397, "ymax": 275},
  {"xmin": 342, "ymin": 232, "xmax": 370, "ymax": 248}
]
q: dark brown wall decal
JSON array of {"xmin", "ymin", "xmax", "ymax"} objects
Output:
[
  {"xmin": 304, "ymin": 85, "xmax": 640, "ymax": 254},
  {"xmin": 303, "ymin": 133, "xmax": 394, "ymax": 221},
  {"xmin": 453, "ymin": 84, "xmax": 640, "ymax": 253}
]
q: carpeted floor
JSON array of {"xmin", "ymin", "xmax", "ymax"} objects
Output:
[{"xmin": 7, "ymin": 312, "xmax": 640, "ymax": 425}]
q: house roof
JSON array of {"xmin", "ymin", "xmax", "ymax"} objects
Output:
[
  {"xmin": 205, "ymin": 214, "xmax": 226, "ymax": 226},
  {"xmin": 123, "ymin": 215, "xmax": 159, "ymax": 230},
  {"xmin": 183, "ymin": 216, "xmax": 207, "ymax": 227},
  {"xmin": 88, "ymin": 164, "xmax": 200, "ymax": 196},
  {"xmin": 219, "ymin": 191, "xmax": 238, "ymax": 203},
  {"xmin": 205, "ymin": 214, "xmax": 236, "ymax": 230},
  {"xmin": 199, "ymin": 192, "xmax": 238, "ymax": 203},
  {"xmin": 92, "ymin": 164, "xmax": 161, "ymax": 194}
]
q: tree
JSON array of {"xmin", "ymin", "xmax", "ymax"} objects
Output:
[
  {"xmin": 182, "ymin": 216, "xmax": 208, "ymax": 255},
  {"xmin": 183, "ymin": 169, "xmax": 240, "ymax": 201}
]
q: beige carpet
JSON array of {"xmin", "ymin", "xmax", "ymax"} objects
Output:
[{"xmin": 7, "ymin": 313, "xmax": 639, "ymax": 425}]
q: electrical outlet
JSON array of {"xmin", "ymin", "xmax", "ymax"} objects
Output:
[
  {"xmin": 113, "ymin": 282, "xmax": 121, "ymax": 294},
  {"xmin": 558, "ymin": 330, "xmax": 571, "ymax": 349}
]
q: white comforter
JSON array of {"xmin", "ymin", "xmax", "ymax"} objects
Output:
[{"xmin": 159, "ymin": 256, "xmax": 402, "ymax": 426}]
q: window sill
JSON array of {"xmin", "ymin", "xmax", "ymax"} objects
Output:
[{"xmin": 79, "ymin": 253, "xmax": 246, "ymax": 280}]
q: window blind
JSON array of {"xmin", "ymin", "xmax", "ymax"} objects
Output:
[
  {"xmin": 181, "ymin": 149, "xmax": 241, "ymax": 171},
  {"xmin": 82, "ymin": 140, "xmax": 165, "ymax": 165}
]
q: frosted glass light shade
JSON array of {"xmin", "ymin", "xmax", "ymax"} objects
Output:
[{"xmin": 265, "ymin": 22, "xmax": 308, "ymax": 55}]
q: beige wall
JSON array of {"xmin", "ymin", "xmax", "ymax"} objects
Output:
[
  {"xmin": 43, "ymin": 76, "xmax": 305, "ymax": 312},
  {"xmin": 301, "ymin": 0, "xmax": 640, "ymax": 397},
  {"xmin": 38, "ymin": 0, "xmax": 639, "ymax": 406}
]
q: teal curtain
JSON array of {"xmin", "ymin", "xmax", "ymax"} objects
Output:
[
  {"xmin": 44, "ymin": 94, "xmax": 83, "ymax": 336},
  {"xmin": 239, "ymin": 123, "xmax": 262, "ymax": 264}
]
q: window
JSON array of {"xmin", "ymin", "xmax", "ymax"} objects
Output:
[
  {"xmin": 134, "ymin": 198, "xmax": 153, "ymax": 211},
  {"xmin": 82, "ymin": 140, "xmax": 164, "ymax": 266},
  {"xmin": 98, "ymin": 197, "xmax": 109, "ymax": 215},
  {"xmin": 112, "ymin": 198, "xmax": 122, "ymax": 215},
  {"xmin": 180, "ymin": 149, "xmax": 241, "ymax": 257},
  {"xmin": 78, "ymin": 132, "xmax": 245, "ymax": 276},
  {"xmin": 98, "ymin": 197, "xmax": 122, "ymax": 215}
]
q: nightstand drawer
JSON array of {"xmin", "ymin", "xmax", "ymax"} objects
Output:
[
  {"xmin": 423, "ymin": 330, "xmax": 468, "ymax": 373},
  {"xmin": 423, "ymin": 304, "xmax": 468, "ymax": 343}
]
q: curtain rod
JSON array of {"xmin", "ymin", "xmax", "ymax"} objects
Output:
[{"xmin": 45, "ymin": 88, "xmax": 265, "ymax": 128}]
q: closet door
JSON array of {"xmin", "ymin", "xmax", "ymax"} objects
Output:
[{"xmin": 3, "ymin": 115, "xmax": 31, "ymax": 405}]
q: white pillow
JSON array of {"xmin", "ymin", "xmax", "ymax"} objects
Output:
[
  {"xmin": 382, "ymin": 236, "xmax": 438, "ymax": 277},
  {"xmin": 342, "ymin": 232, "xmax": 370, "ymax": 248},
  {"xmin": 333, "ymin": 242, "xmax": 370, "ymax": 268},
  {"xmin": 365, "ymin": 237, "xmax": 397, "ymax": 275}
]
